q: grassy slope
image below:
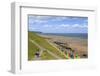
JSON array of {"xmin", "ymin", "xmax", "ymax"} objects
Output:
[
  {"xmin": 28, "ymin": 40, "xmax": 39, "ymax": 60},
  {"xmin": 41, "ymin": 50, "xmax": 57, "ymax": 60},
  {"xmin": 28, "ymin": 40, "xmax": 56, "ymax": 60},
  {"xmin": 28, "ymin": 32, "xmax": 65, "ymax": 60},
  {"xmin": 28, "ymin": 32, "xmax": 58, "ymax": 60}
]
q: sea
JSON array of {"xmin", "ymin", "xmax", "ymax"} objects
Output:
[{"xmin": 39, "ymin": 33, "xmax": 88, "ymax": 39}]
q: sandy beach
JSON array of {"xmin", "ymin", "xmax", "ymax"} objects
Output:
[{"xmin": 38, "ymin": 34, "xmax": 88, "ymax": 58}]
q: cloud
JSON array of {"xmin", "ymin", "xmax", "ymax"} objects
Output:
[
  {"xmin": 43, "ymin": 24, "xmax": 52, "ymax": 27},
  {"xmin": 72, "ymin": 24, "xmax": 88, "ymax": 28},
  {"xmin": 29, "ymin": 16, "xmax": 70, "ymax": 24},
  {"xmin": 43, "ymin": 24, "xmax": 70, "ymax": 29},
  {"xmin": 29, "ymin": 16, "xmax": 50, "ymax": 24},
  {"xmin": 50, "ymin": 17, "xmax": 67, "ymax": 21},
  {"xmin": 56, "ymin": 24, "xmax": 87, "ymax": 28},
  {"xmin": 34, "ymin": 20, "xmax": 47, "ymax": 23},
  {"xmin": 72, "ymin": 24, "xmax": 80, "ymax": 27},
  {"xmin": 60, "ymin": 24, "xmax": 70, "ymax": 27},
  {"xmin": 29, "ymin": 19, "xmax": 47, "ymax": 24},
  {"xmin": 42, "ymin": 24, "xmax": 87, "ymax": 30},
  {"xmin": 28, "ymin": 15, "xmax": 88, "ymax": 33},
  {"xmin": 32, "ymin": 16, "xmax": 52, "ymax": 20}
]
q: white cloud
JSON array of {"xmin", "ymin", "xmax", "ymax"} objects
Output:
[
  {"xmin": 34, "ymin": 20, "xmax": 47, "ymax": 23},
  {"xmin": 60, "ymin": 24, "xmax": 70, "ymax": 27},
  {"xmin": 72, "ymin": 24, "xmax": 80, "ymax": 27},
  {"xmin": 29, "ymin": 16, "xmax": 50, "ymax": 24},
  {"xmin": 43, "ymin": 24, "xmax": 71, "ymax": 29},
  {"xmin": 72, "ymin": 24, "xmax": 87, "ymax": 28},
  {"xmin": 51, "ymin": 17, "xmax": 68, "ymax": 21},
  {"xmin": 29, "ymin": 19, "xmax": 47, "ymax": 24},
  {"xmin": 34, "ymin": 16, "xmax": 52, "ymax": 20},
  {"xmin": 57, "ymin": 24, "xmax": 87, "ymax": 28},
  {"xmin": 42, "ymin": 24, "xmax": 87, "ymax": 29},
  {"xmin": 43, "ymin": 24, "xmax": 52, "ymax": 27}
]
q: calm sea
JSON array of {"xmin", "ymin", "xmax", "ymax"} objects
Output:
[{"xmin": 40, "ymin": 33, "xmax": 88, "ymax": 39}]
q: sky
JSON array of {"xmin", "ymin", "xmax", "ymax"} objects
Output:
[{"xmin": 28, "ymin": 15, "xmax": 88, "ymax": 33}]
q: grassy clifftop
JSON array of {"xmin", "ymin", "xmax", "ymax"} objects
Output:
[{"xmin": 28, "ymin": 32, "xmax": 65, "ymax": 60}]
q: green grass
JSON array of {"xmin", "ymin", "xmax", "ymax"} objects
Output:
[
  {"xmin": 28, "ymin": 32, "xmax": 66, "ymax": 60},
  {"xmin": 28, "ymin": 39, "xmax": 56, "ymax": 60},
  {"xmin": 41, "ymin": 50, "xmax": 57, "ymax": 60},
  {"xmin": 28, "ymin": 40, "xmax": 39, "ymax": 60}
]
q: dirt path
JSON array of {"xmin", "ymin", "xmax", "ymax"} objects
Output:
[
  {"xmin": 29, "ymin": 39, "xmax": 61, "ymax": 59},
  {"xmin": 46, "ymin": 40, "xmax": 67, "ymax": 58}
]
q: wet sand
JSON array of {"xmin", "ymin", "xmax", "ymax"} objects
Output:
[{"xmin": 38, "ymin": 34, "xmax": 88, "ymax": 58}]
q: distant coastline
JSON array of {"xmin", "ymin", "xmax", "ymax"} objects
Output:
[
  {"xmin": 40, "ymin": 33, "xmax": 88, "ymax": 39},
  {"xmin": 29, "ymin": 31, "xmax": 88, "ymax": 39}
]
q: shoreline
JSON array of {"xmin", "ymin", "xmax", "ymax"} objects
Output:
[{"xmin": 38, "ymin": 33, "xmax": 88, "ymax": 58}]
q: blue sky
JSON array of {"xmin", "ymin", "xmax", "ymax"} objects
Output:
[{"xmin": 28, "ymin": 15, "xmax": 88, "ymax": 33}]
